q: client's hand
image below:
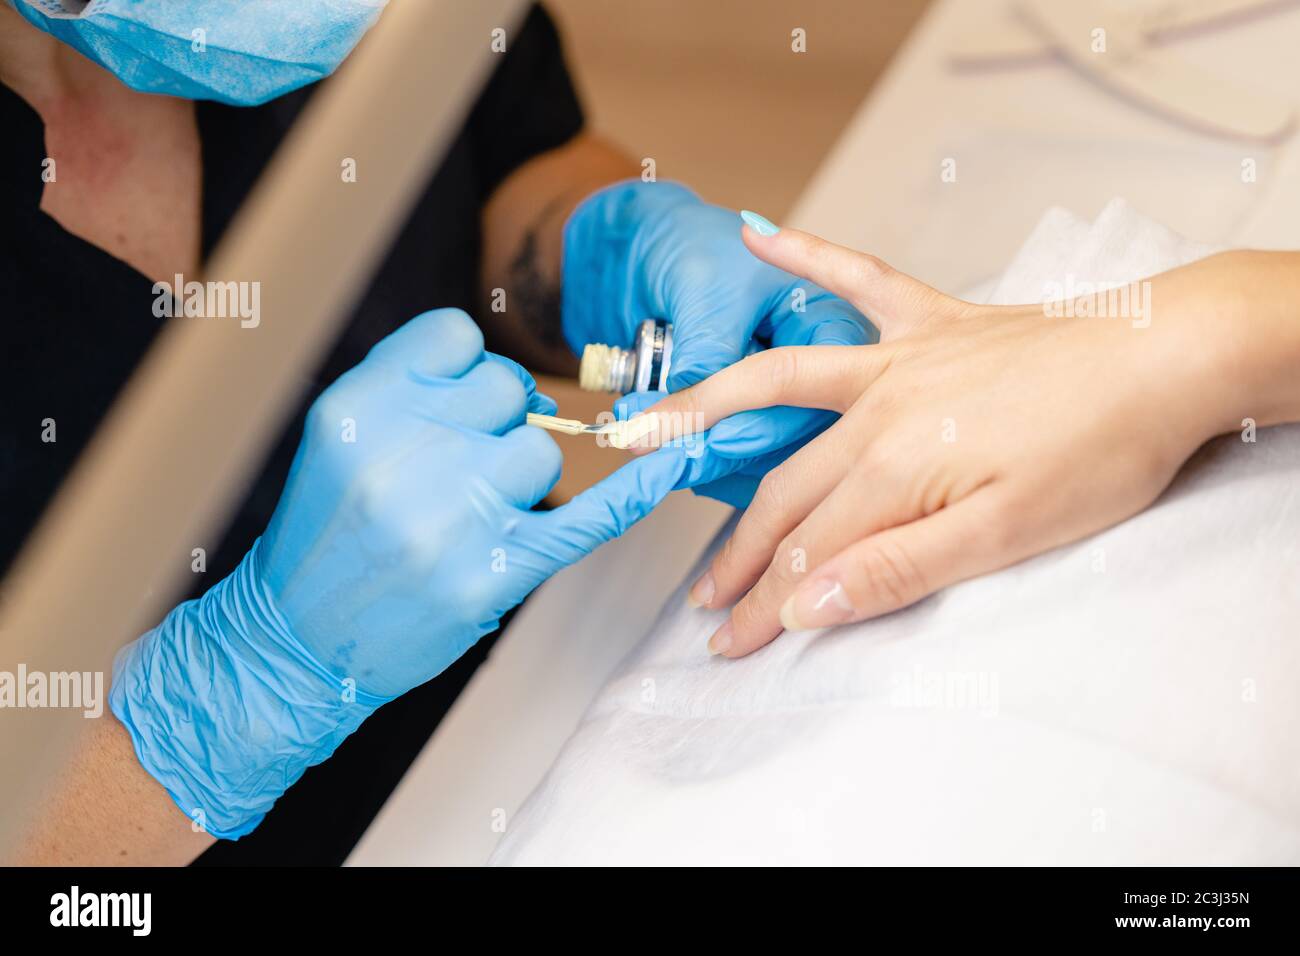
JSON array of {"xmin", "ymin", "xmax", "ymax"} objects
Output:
[{"xmin": 638, "ymin": 224, "xmax": 1300, "ymax": 658}]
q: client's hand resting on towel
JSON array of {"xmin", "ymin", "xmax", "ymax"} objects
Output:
[{"xmin": 635, "ymin": 223, "xmax": 1300, "ymax": 658}]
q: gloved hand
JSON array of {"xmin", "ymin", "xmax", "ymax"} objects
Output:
[
  {"xmin": 562, "ymin": 180, "xmax": 874, "ymax": 506},
  {"xmin": 111, "ymin": 309, "xmax": 689, "ymax": 839}
]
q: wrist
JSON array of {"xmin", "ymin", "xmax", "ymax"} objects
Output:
[
  {"xmin": 109, "ymin": 541, "xmax": 386, "ymax": 839},
  {"xmin": 1183, "ymin": 251, "xmax": 1300, "ymax": 437},
  {"xmin": 560, "ymin": 178, "xmax": 697, "ymax": 356}
]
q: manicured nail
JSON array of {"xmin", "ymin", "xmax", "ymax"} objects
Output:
[
  {"xmin": 618, "ymin": 413, "xmax": 664, "ymax": 456},
  {"xmin": 780, "ymin": 579, "xmax": 854, "ymax": 631},
  {"xmin": 740, "ymin": 209, "xmax": 780, "ymax": 236},
  {"xmin": 687, "ymin": 571, "xmax": 715, "ymax": 608},
  {"xmin": 707, "ymin": 620, "xmax": 733, "ymax": 655}
]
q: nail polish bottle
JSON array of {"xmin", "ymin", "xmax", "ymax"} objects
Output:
[{"xmin": 579, "ymin": 318, "xmax": 673, "ymax": 394}]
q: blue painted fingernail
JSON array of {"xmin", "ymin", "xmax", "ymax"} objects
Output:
[{"xmin": 740, "ymin": 210, "xmax": 780, "ymax": 236}]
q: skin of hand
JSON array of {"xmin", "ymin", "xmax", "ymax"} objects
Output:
[{"xmin": 637, "ymin": 223, "xmax": 1300, "ymax": 658}]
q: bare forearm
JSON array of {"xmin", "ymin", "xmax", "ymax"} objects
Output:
[
  {"xmin": 7, "ymin": 714, "xmax": 213, "ymax": 866},
  {"xmin": 480, "ymin": 132, "xmax": 638, "ymax": 374}
]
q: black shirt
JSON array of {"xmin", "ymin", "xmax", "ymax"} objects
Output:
[{"xmin": 0, "ymin": 5, "xmax": 583, "ymax": 865}]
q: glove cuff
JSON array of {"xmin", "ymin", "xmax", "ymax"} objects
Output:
[
  {"xmin": 109, "ymin": 540, "xmax": 389, "ymax": 840},
  {"xmin": 561, "ymin": 178, "xmax": 698, "ymax": 357}
]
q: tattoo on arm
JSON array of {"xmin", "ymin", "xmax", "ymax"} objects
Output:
[{"xmin": 507, "ymin": 194, "xmax": 572, "ymax": 351}]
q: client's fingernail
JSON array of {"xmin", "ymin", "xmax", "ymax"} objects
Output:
[
  {"xmin": 780, "ymin": 579, "xmax": 854, "ymax": 631},
  {"xmin": 740, "ymin": 209, "xmax": 780, "ymax": 236},
  {"xmin": 687, "ymin": 571, "xmax": 715, "ymax": 608},
  {"xmin": 607, "ymin": 413, "xmax": 663, "ymax": 452},
  {"xmin": 707, "ymin": 621, "xmax": 733, "ymax": 656}
]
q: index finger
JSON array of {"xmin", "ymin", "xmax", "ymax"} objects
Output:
[
  {"xmin": 634, "ymin": 345, "xmax": 886, "ymax": 451},
  {"xmin": 739, "ymin": 221, "xmax": 965, "ymax": 338}
]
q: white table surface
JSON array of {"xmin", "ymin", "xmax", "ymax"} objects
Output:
[{"xmin": 348, "ymin": 0, "xmax": 1300, "ymax": 865}]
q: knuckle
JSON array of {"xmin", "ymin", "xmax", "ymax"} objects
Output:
[
  {"xmin": 856, "ymin": 252, "xmax": 892, "ymax": 282},
  {"xmin": 859, "ymin": 539, "xmax": 925, "ymax": 609},
  {"xmin": 751, "ymin": 466, "xmax": 791, "ymax": 520},
  {"xmin": 306, "ymin": 385, "xmax": 354, "ymax": 441},
  {"xmin": 518, "ymin": 421, "xmax": 561, "ymax": 460},
  {"xmin": 664, "ymin": 388, "xmax": 702, "ymax": 431},
  {"xmin": 764, "ymin": 347, "xmax": 803, "ymax": 397},
  {"xmin": 946, "ymin": 297, "xmax": 982, "ymax": 321},
  {"xmin": 731, "ymin": 589, "xmax": 774, "ymax": 633},
  {"xmin": 458, "ymin": 570, "xmax": 505, "ymax": 622},
  {"xmin": 478, "ymin": 360, "xmax": 527, "ymax": 410},
  {"xmin": 859, "ymin": 387, "xmax": 900, "ymax": 422},
  {"xmin": 767, "ymin": 536, "xmax": 802, "ymax": 587},
  {"xmin": 650, "ymin": 383, "xmax": 697, "ymax": 430},
  {"xmin": 712, "ymin": 532, "xmax": 747, "ymax": 582},
  {"xmin": 352, "ymin": 464, "xmax": 399, "ymax": 523},
  {"xmin": 427, "ymin": 306, "xmax": 477, "ymax": 338},
  {"xmin": 711, "ymin": 528, "xmax": 767, "ymax": 594},
  {"xmin": 858, "ymin": 439, "xmax": 902, "ymax": 482}
]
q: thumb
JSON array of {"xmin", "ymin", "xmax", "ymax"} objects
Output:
[
  {"xmin": 739, "ymin": 213, "xmax": 965, "ymax": 339},
  {"xmin": 522, "ymin": 446, "xmax": 689, "ymax": 568}
]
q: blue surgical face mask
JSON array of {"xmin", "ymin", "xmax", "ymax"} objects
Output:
[{"xmin": 10, "ymin": 0, "xmax": 389, "ymax": 106}]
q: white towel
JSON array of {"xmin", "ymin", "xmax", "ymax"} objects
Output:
[{"xmin": 492, "ymin": 201, "xmax": 1300, "ymax": 865}]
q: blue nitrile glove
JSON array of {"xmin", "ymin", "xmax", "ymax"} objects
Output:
[
  {"xmin": 563, "ymin": 180, "xmax": 874, "ymax": 506},
  {"xmin": 111, "ymin": 309, "xmax": 690, "ymax": 839}
]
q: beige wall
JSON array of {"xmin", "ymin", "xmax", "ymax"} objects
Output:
[
  {"xmin": 549, "ymin": 0, "xmax": 929, "ymax": 215},
  {"xmin": 539, "ymin": 0, "xmax": 929, "ymax": 500}
]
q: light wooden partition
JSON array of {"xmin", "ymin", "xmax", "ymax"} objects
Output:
[{"xmin": 0, "ymin": 0, "xmax": 527, "ymax": 855}]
